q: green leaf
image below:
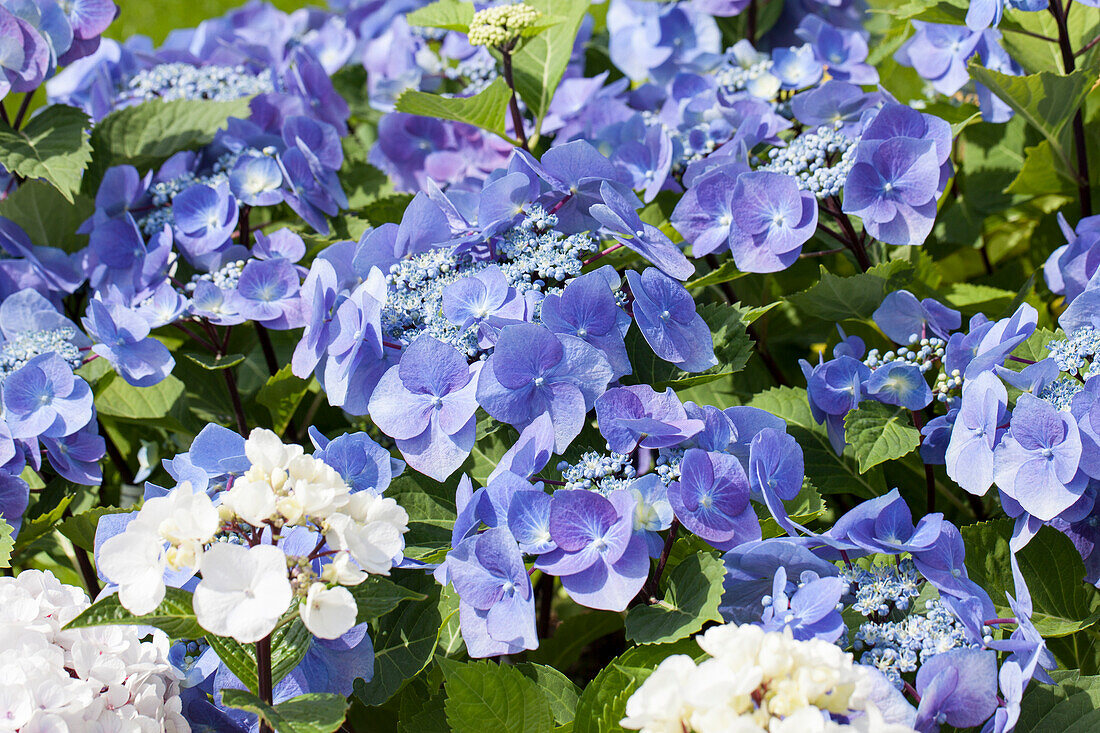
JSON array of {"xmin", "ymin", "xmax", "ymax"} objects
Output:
[
  {"xmin": 686, "ymin": 258, "xmax": 748, "ymax": 290},
  {"xmin": 14, "ymin": 494, "xmax": 73, "ymax": 551},
  {"xmin": 407, "ymin": 0, "xmax": 475, "ymax": 32},
  {"xmin": 387, "ymin": 473, "xmax": 459, "ymax": 560},
  {"xmin": 0, "ymin": 180, "xmax": 93, "ymax": 253},
  {"xmin": 945, "ymin": 283, "xmax": 1017, "ymax": 314},
  {"xmin": 182, "ymin": 352, "xmax": 247, "ymax": 371},
  {"xmin": 967, "ymin": 63, "xmax": 1093, "ymax": 175},
  {"xmin": 256, "ymin": 365, "xmax": 311, "ymax": 435},
  {"xmin": 57, "ymin": 506, "xmax": 134, "ymax": 552},
  {"xmin": 844, "ymin": 402, "xmax": 921, "ymax": 473},
  {"xmin": 398, "ymin": 687, "xmax": 449, "ymax": 733},
  {"xmin": 363, "ymin": 193, "xmax": 416, "ymax": 225},
  {"xmin": 963, "ymin": 521, "xmax": 1100, "ymax": 638},
  {"xmin": 205, "ymin": 617, "xmax": 313, "ymax": 693},
  {"xmin": 221, "ymin": 690, "xmax": 349, "ymax": 733},
  {"xmin": 87, "ymin": 98, "xmax": 253, "ymax": 185},
  {"xmin": 1018, "ymin": 670, "xmax": 1100, "ymax": 730},
  {"xmin": 349, "ymin": 574, "xmax": 428, "ymax": 623},
  {"xmin": 573, "ymin": 639, "xmax": 702, "ymax": 733},
  {"xmin": 440, "ymin": 658, "xmax": 554, "ymax": 733},
  {"xmin": 515, "ymin": 663, "xmax": 581, "ymax": 726},
  {"xmin": 749, "ymin": 387, "xmax": 885, "ymax": 498},
  {"xmin": 0, "ymin": 518, "xmax": 13, "ymax": 569},
  {"xmin": 91, "ymin": 370, "xmax": 185, "ymax": 423},
  {"xmin": 788, "ymin": 262, "xmax": 913, "ymax": 322},
  {"xmin": 511, "ymin": 0, "xmax": 590, "ymax": 129},
  {"xmin": 395, "ymin": 77, "xmax": 514, "ymax": 140},
  {"xmin": 0, "ymin": 105, "xmax": 91, "ymax": 202},
  {"xmin": 65, "ymin": 587, "xmax": 205, "ymax": 639},
  {"xmin": 356, "ymin": 574, "xmax": 454, "ymax": 706},
  {"xmin": 528, "ymin": 611, "xmax": 625, "ymax": 670},
  {"xmin": 625, "ymin": 553, "xmax": 725, "ymax": 645},
  {"xmin": 761, "ymin": 480, "xmax": 827, "ymax": 539}
]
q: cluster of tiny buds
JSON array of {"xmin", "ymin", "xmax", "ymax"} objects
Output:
[
  {"xmin": 122, "ymin": 63, "xmax": 275, "ymax": 105},
  {"xmin": 187, "ymin": 259, "xmax": 252, "ymax": 293},
  {"xmin": 655, "ymin": 448, "xmax": 685, "ymax": 484},
  {"xmin": 1038, "ymin": 377, "xmax": 1084, "ymax": 412},
  {"xmin": 713, "ymin": 52, "xmax": 776, "ymax": 97},
  {"xmin": 0, "ymin": 327, "xmax": 83, "ymax": 384},
  {"xmin": 383, "ymin": 206, "xmax": 594, "ymax": 355},
  {"xmin": 864, "ymin": 335, "xmax": 946, "ymax": 374},
  {"xmin": 855, "ymin": 598, "xmax": 977, "ymax": 688},
  {"xmin": 467, "ymin": 3, "xmax": 540, "ymax": 48},
  {"xmin": 762, "ymin": 125, "xmax": 856, "ymax": 198},
  {"xmin": 933, "ymin": 368, "xmax": 963, "ymax": 406},
  {"xmin": 841, "ymin": 559, "xmax": 923, "ymax": 619},
  {"xmin": 558, "ymin": 450, "xmax": 637, "ymax": 493},
  {"xmin": 1048, "ymin": 325, "xmax": 1100, "ymax": 377},
  {"xmin": 444, "ymin": 52, "xmax": 498, "ymax": 96}
]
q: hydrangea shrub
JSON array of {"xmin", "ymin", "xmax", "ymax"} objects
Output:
[{"xmin": 0, "ymin": 0, "xmax": 1098, "ymax": 731}]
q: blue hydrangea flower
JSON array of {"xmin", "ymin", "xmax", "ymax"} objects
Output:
[
  {"xmin": 595, "ymin": 384, "xmax": 704, "ymax": 454},
  {"xmin": 2, "ymin": 352, "xmax": 94, "ymax": 441},
  {"xmin": 914, "ymin": 648, "xmax": 999, "ymax": 732},
  {"xmin": 535, "ymin": 488, "xmax": 649, "ymax": 611},
  {"xmin": 667, "ymin": 448, "xmax": 759, "ymax": 551},
  {"xmin": 441, "ymin": 265, "xmax": 525, "ymax": 333},
  {"xmin": 866, "ymin": 361, "xmax": 934, "ymax": 410},
  {"xmin": 590, "ymin": 181, "xmax": 694, "ymax": 281},
  {"xmin": 946, "ymin": 371, "xmax": 1007, "ymax": 496},
  {"xmin": 540, "ymin": 267, "xmax": 632, "ymax": 380},
  {"xmin": 488, "ymin": 413, "xmax": 555, "ymax": 484},
  {"xmin": 874, "ymin": 290, "xmax": 961, "ymax": 344},
  {"xmin": 476, "ymin": 323, "xmax": 613, "ymax": 453},
  {"xmin": 994, "ymin": 393, "xmax": 1085, "ymax": 521},
  {"xmin": 895, "ymin": 22, "xmax": 982, "ymax": 96},
  {"xmin": 42, "ymin": 422, "xmax": 105, "ymax": 486},
  {"xmin": 171, "ymin": 181, "xmax": 239, "ymax": 259},
  {"xmin": 759, "ymin": 565, "xmax": 845, "ymax": 642},
  {"xmin": 82, "ymin": 297, "xmax": 175, "ymax": 388},
  {"xmin": 368, "ymin": 335, "xmax": 480, "ymax": 482},
  {"xmin": 627, "ymin": 267, "xmax": 717, "ymax": 373},
  {"xmin": 311, "ymin": 429, "xmax": 400, "ymax": 495},
  {"xmin": 727, "ymin": 170, "xmax": 819, "ymax": 272},
  {"xmin": 228, "ymin": 258, "xmax": 303, "ymax": 329},
  {"xmin": 447, "ymin": 527, "xmax": 538, "ymax": 658},
  {"xmin": 229, "ymin": 154, "xmax": 284, "ymax": 207},
  {"xmin": 844, "ymin": 137, "xmax": 941, "ymax": 247}
]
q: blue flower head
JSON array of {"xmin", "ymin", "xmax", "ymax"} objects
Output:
[
  {"xmin": 535, "ymin": 488, "xmax": 649, "ymax": 611},
  {"xmin": 627, "ymin": 267, "xmax": 717, "ymax": 373},
  {"xmin": 368, "ymin": 334, "xmax": 480, "ymax": 482},
  {"xmin": 447, "ymin": 527, "xmax": 538, "ymax": 658},
  {"xmin": 476, "ymin": 323, "xmax": 613, "ymax": 453},
  {"xmin": 667, "ymin": 448, "xmax": 759, "ymax": 551}
]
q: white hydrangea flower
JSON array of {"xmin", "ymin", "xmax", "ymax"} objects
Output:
[
  {"xmin": 324, "ymin": 492, "xmax": 409, "ymax": 574},
  {"xmin": 321, "ymin": 551, "xmax": 369, "ymax": 586},
  {"xmin": 98, "ymin": 523, "xmax": 169, "ymax": 616},
  {"xmin": 245, "ymin": 427, "xmax": 303, "ymax": 475},
  {"xmin": 621, "ymin": 623, "xmax": 919, "ymax": 733},
  {"xmin": 620, "ymin": 654, "xmax": 699, "ymax": 733},
  {"xmin": 99, "ymin": 482, "xmax": 218, "ymax": 615},
  {"xmin": 192, "ymin": 543, "xmax": 293, "ymax": 643},
  {"xmin": 222, "ymin": 475, "xmax": 278, "ymax": 526},
  {"xmin": 300, "ymin": 582, "xmax": 358, "ymax": 640},
  {"xmin": 0, "ymin": 569, "xmax": 189, "ymax": 732}
]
